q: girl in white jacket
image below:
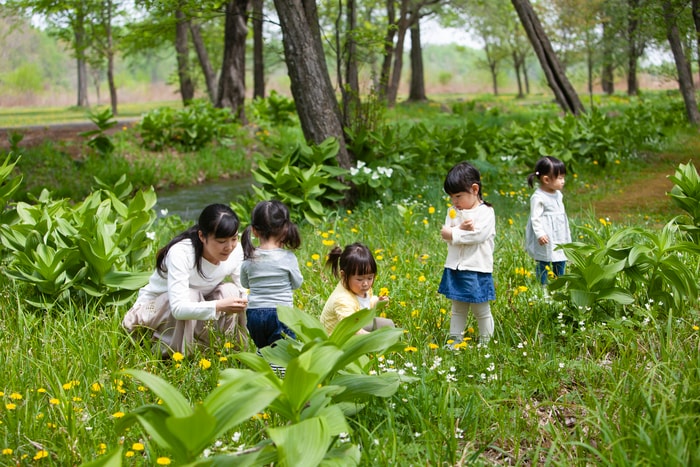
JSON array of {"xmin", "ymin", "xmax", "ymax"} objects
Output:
[{"xmin": 438, "ymin": 162, "xmax": 496, "ymax": 347}]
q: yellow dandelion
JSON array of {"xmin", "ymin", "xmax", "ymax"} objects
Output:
[
  {"xmin": 321, "ymin": 232, "xmax": 329, "ymax": 238},
  {"xmin": 428, "ymin": 206, "xmax": 435, "ymax": 214},
  {"xmin": 37, "ymin": 388, "xmax": 47, "ymax": 393},
  {"xmin": 467, "ymin": 327, "xmax": 474, "ymax": 334},
  {"xmin": 404, "ymin": 346, "xmax": 418, "ymax": 352},
  {"xmin": 508, "ymin": 218, "xmax": 514, "ymax": 225},
  {"xmin": 156, "ymin": 457, "xmax": 172, "ymax": 465},
  {"xmin": 90, "ymin": 383, "xmax": 102, "ymax": 392},
  {"xmin": 172, "ymin": 352, "xmax": 184, "ymax": 362},
  {"xmin": 311, "ymin": 253, "xmax": 320, "ymax": 261},
  {"xmin": 440, "ymin": 308, "xmax": 447, "ymax": 314},
  {"xmin": 418, "ymin": 275, "xmax": 426, "ymax": 282},
  {"xmin": 599, "ymin": 218, "xmax": 608, "ymax": 226},
  {"xmin": 5, "ymin": 403, "xmax": 16, "ymax": 410},
  {"xmin": 376, "ymin": 255, "xmax": 384, "ymax": 260},
  {"xmin": 199, "ymin": 358, "xmax": 212, "ymax": 370},
  {"xmin": 9, "ymin": 393, "xmax": 22, "ymax": 400},
  {"xmin": 390, "ymin": 274, "xmax": 396, "ymax": 280},
  {"xmin": 379, "ymin": 287, "xmax": 389, "ymax": 297},
  {"xmin": 693, "ymin": 325, "xmax": 699, "ymax": 331},
  {"xmin": 125, "ymin": 451, "xmax": 135, "ymax": 458},
  {"xmin": 132, "ymin": 443, "xmax": 145, "ymax": 451},
  {"xmin": 448, "ymin": 208, "xmax": 457, "ymax": 219},
  {"xmin": 322, "ymin": 239, "xmax": 334, "ymax": 246},
  {"xmin": 2, "ymin": 448, "xmax": 13, "ymax": 455},
  {"xmin": 422, "ymin": 218, "xmax": 429, "ymax": 225},
  {"xmin": 33, "ymin": 450, "xmax": 49, "ymax": 460},
  {"xmin": 112, "ymin": 411, "xmax": 125, "ymax": 418},
  {"xmin": 428, "ymin": 343, "xmax": 439, "ymax": 350},
  {"xmin": 219, "ymin": 356, "xmax": 228, "ymax": 362},
  {"xmin": 72, "ymin": 397, "xmax": 82, "ymax": 402},
  {"xmin": 224, "ymin": 342, "xmax": 233, "ymax": 349},
  {"xmin": 350, "ymin": 227, "xmax": 359, "ymax": 233},
  {"xmin": 411, "ymin": 309, "xmax": 419, "ymax": 317},
  {"xmin": 306, "ymin": 261, "xmax": 312, "ymax": 267}
]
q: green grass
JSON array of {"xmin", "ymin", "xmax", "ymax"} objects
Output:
[
  {"xmin": 0, "ymin": 93, "xmax": 699, "ymax": 465},
  {"xmin": 1, "ymin": 181, "xmax": 698, "ymax": 465},
  {"xmin": 0, "ymin": 101, "xmax": 182, "ymax": 128}
]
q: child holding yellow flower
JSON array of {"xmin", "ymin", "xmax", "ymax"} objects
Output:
[
  {"xmin": 320, "ymin": 243, "xmax": 394, "ymax": 335},
  {"xmin": 438, "ymin": 162, "xmax": 496, "ymax": 346}
]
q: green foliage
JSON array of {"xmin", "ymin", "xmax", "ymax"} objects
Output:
[
  {"xmin": 550, "ymin": 221, "xmax": 699, "ymax": 319},
  {"xmin": 234, "ymin": 137, "xmax": 349, "ymax": 225},
  {"xmin": 0, "ymin": 175, "xmax": 157, "ymax": 307},
  {"xmin": 138, "ymin": 100, "xmax": 238, "ymax": 151},
  {"xmin": 88, "ymin": 306, "xmax": 409, "ymax": 466},
  {"xmin": 0, "ymin": 153, "xmax": 23, "ymax": 213},
  {"xmin": 80, "ymin": 108, "xmax": 118, "ymax": 157},
  {"xmin": 250, "ymin": 90, "xmax": 297, "ymax": 126},
  {"xmin": 668, "ymin": 161, "xmax": 700, "ymax": 240}
]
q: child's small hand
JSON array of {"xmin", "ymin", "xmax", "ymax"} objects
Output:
[
  {"xmin": 440, "ymin": 225, "xmax": 453, "ymax": 240},
  {"xmin": 459, "ymin": 219, "xmax": 475, "ymax": 231},
  {"xmin": 538, "ymin": 235, "xmax": 549, "ymax": 245},
  {"xmin": 378, "ymin": 295, "xmax": 389, "ymax": 303}
]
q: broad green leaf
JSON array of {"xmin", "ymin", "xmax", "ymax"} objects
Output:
[
  {"xmin": 121, "ymin": 370, "xmax": 192, "ymax": 417},
  {"xmin": 269, "ymin": 417, "xmax": 330, "ymax": 467}
]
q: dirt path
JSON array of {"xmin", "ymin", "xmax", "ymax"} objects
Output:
[{"xmin": 586, "ymin": 151, "xmax": 697, "ymax": 223}]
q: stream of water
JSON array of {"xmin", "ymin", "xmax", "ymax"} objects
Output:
[{"xmin": 154, "ymin": 176, "xmax": 254, "ymax": 221}]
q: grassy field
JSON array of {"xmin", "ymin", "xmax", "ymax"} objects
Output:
[
  {"xmin": 0, "ymin": 100, "xmax": 182, "ymax": 128},
  {"xmin": 0, "ymin": 94, "xmax": 698, "ymax": 465}
]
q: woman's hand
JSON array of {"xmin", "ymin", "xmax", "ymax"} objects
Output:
[{"xmin": 216, "ymin": 296, "xmax": 248, "ymax": 314}]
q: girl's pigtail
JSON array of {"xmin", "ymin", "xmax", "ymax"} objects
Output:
[
  {"xmin": 241, "ymin": 225, "xmax": 256, "ymax": 260},
  {"xmin": 325, "ymin": 246, "xmax": 343, "ymax": 277}
]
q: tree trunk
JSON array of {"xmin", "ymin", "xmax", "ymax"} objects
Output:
[
  {"xmin": 510, "ymin": 0, "xmax": 584, "ymax": 115},
  {"xmin": 190, "ymin": 21, "xmax": 218, "ymax": 103},
  {"xmin": 408, "ymin": 20, "xmax": 427, "ymax": 102},
  {"xmin": 105, "ymin": 0, "xmax": 117, "ymax": 115},
  {"xmin": 523, "ymin": 56, "xmax": 530, "ymax": 94},
  {"xmin": 627, "ymin": 0, "xmax": 641, "ymax": 96},
  {"xmin": 175, "ymin": 8, "xmax": 195, "ymax": 105},
  {"xmin": 216, "ymin": 0, "xmax": 250, "ymax": 123},
  {"xmin": 273, "ymin": 0, "xmax": 352, "ymax": 169},
  {"xmin": 252, "ymin": 0, "xmax": 265, "ymax": 99},
  {"xmin": 342, "ymin": 0, "xmax": 361, "ymax": 129},
  {"xmin": 379, "ymin": 0, "xmax": 396, "ymax": 98},
  {"xmin": 663, "ymin": 1, "xmax": 700, "ymax": 125},
  {"xmin": 74, "ymin": 22, "xmax": 88, "ymax": 107},
  {"xmin": 386, "ymin": 1, "xmax": 411, "ymax": 106},
  {"xmin": 513, "ymin": 51, "xmax": 524, "ymax": 98},
  {"xmin": 693, "ymin": 0, "xmax": 700, "ymax": 84},
  {"xmin": 601, "ymin": 20, "xmax": 615, "ymax": 94}
]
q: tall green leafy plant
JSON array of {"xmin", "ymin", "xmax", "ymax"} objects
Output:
[
  {"xmin": 236, "ymin": 137, "xmax": 349, "ymax": 225},
  {"xmin": 80, "ymin": 108, "xmax": 118, "ymax": 156},
  {"xmin": 668, "ymin": 161, "xmax": 700, "ymax": 241},
  {"xmin": 87, "ymin": 306, "xmax": 410, "ymax": 466},
  {"xmin": 0, "ymin": 175, "xmax": 157, "ymax": 307}
]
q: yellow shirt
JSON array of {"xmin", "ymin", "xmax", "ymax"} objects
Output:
[{"xmin": 320, "ymin": 281, "xmax": 378, "ymax": 334}]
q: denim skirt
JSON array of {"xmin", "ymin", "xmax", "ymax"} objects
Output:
[{"xmin": 438, "ymin": 268, "xmax": 495, "ymax": 303}]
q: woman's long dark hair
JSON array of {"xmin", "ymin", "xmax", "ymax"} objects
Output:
[
  {"xmin": 156, "ymin": 203, "xmax": 240, "ymax": 278},
  {"xmin": 241, "ymin": 200, "xmax": 301, "ymax": 260},
  {"xmin": 326, "ymin": 243, "xmax": 377, "ymax": 290}
]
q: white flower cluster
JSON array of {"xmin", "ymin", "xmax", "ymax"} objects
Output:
[{"xmin": 349, "ymin": 160, "xmax": 394, "ymax": 179}]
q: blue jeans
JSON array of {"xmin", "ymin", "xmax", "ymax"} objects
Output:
[
  {"xmin": 246, "ymin": 307, "xmax": 295, "ymax": 349},
  {"xmin": 536, "ymin": 261, "xmax": 566, "ymax": 285}
]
